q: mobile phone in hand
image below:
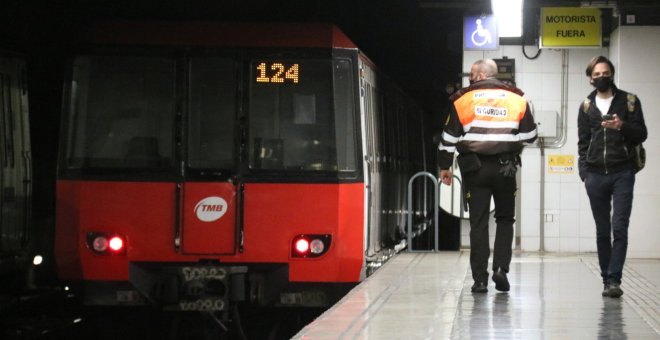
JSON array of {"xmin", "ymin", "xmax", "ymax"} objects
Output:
[{"xmin": 602, "ymin": 114, "xmax": 614, "ymax": 120}]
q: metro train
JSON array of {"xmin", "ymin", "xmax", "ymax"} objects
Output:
[
  {"xmin": 0, "ymin": 51, "xmax": 32, "ymax": 294},
  {"xmin": 54, "ymin": 22, "xmax": 436, "ymax": 314}
]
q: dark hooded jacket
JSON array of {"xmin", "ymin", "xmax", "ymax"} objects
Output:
[{"xmin": 577, "ymin": 85, "xmax": 647, "ymax": 181}]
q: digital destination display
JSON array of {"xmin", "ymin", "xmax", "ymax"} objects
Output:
[{"xmin": 255, "ymin": 62, "xmax": 299, "ymax": 84}]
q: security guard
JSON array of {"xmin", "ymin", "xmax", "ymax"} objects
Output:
[{"xmin": 438, "ymin": 59, "xmax": 537, "ymax": 293}]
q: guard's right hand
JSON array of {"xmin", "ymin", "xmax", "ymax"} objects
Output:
[{"xmin": 440, "ymin": 169, "xmax": 453, "ymax": 186}]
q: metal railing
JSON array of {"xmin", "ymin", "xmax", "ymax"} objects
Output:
[
  {"xmin": 407, "ymin": 172, "xmax": 438, "ymax": 252},
  {"xmin": 406, "ymin": 171, "xmax": 464, "ymax": 252}
]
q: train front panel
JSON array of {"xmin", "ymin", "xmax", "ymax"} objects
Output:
[
  {"xmin": 55, "ymin": 180, "xmax": 364, "ymax": 309},
  {"xmin": 55, "ymin": 33, "xmax": 366, "ymax": 310}
]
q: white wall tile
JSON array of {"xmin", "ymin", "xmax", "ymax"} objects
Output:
[
  {"xmin": 560, "ymin": 238, "xmax": 579, "ymax": 252},
  {"xmin": 544, "ymin": 237, "xmax": 559, "ymax": 252},
  {"xmin": 541, "ymin": 73, "xmax": 562, "ymax": 101},
  {"xmin": 521, "ymin": 183, "xmax": 540, "ymax": 210},
  {"xmin": 617, "ymin": 27, "xmax": 660, "ymax": 83},
  {"xmin": 579, "ymin": 238, "xmax": 597, "ymax": 253},
  {"xmin": 578, "ymin": 210, "xmax": 596, "ymax": 238},
  {"xmin": 567, "ymin": 48, "xmax": 609, "ymax": 74},
  {"xmin": 543, "ymin": 182, "xmax": 561, "ymax": 210},
  {"xmin": 521, "ymin": 73, "xmax": 543, "ymax": 100},
  {"xmin": 541, "ymin": 49, "xmax": 563, "ymax": 73},
  {"xmin": 559, "ymin": 182, "xmax": 580, "ymax": 210},
  {"xmin": 559, "ymin": 210, "xmax": 579, "ymax": 238},
  {"xmin": 578, "ymin": 185, "xmax": 591, "ymax": 211},
  {"xmin": 484, "ymin": 50, "xmax": 504, "ymax": 59},
  {"xmin": 500, "ymin": 46, "xmax": 521, "ymax": 61},
  {"xmin": 521, "ymin": 237, "xmax": 540, "ymax": 251},
  {"xmin": 559, "ymin": 172, "xmax": 581, "ymax": 185},
  {"xmin": 521, "ymin": 208, "xmax": 540, "ymax": 237},
  {"xmin": 568, "ymin": 75, "xmax": 592, "ymax": 102},
  {"xmin": 560, "ymin": 128, "xmax": 579, "ymax": 153},
  {"xmin": 521, "ymin": 149, "xmax": 541, "ymax": 183},
  {"xmin": 521, "ymin": 53, "xmax": 543, "ymax": 73},
  {"xmin": 628, "ymin": 194, "xmax": 660, "ymax": 258},
  {"xmin": 543, "ymin": 215, "xmax": 559, "ymax": 237}
]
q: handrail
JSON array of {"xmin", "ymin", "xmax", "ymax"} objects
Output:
[
  {"xmin": 407, "ymin": 172, "xmax": 466, "ymax": 252},
  {"xmin": 406, "ymin": 171, "xmax": 438, "ymax": 252}
]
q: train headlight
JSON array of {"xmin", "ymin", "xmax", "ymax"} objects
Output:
[
  {"xmin": 87, "ymin": 232, "xmax": 127, "ymax": 255},
  {"xmin": 92, "ymin": 236, "xmax": 108, "ymax": 252},
  {"xmin": 309, "ymin": 239, "xmax": 325, "ymax": 254},
  {"xmin": 291, "ymin": 234, "xmax": 331, "ymax": 258}
]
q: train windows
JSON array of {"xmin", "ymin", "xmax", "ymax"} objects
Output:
[
  {"xmin": 187, "ymin": 57, "xmax": 237, "ymax": 170},
  {"xmin": 248, "ymin": 59, "xmax": 337, "ymax": 172},
  {"xmin": 65, "ymin": 55, "xmax": 175, "ymax": 169},
  {"xmin": 0, "ymin": 55, "xmax": 30, "ymax": 253},
  {"xmin": 1, "ymin": 73, "xmax": 16, "ymax": 168}
]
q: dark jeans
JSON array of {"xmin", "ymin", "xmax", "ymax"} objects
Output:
[
  {"xmin": 464, "ymin": 157, "xmax": 517, "ymax": 284},
  {"xmin": 584, "ymin": 169, "xmax": 635, "ymax": 284}
]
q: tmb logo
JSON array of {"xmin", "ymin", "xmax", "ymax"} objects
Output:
[{"xmin": 194, "ymin": 196, "xmax": 228, "ymax": 222}]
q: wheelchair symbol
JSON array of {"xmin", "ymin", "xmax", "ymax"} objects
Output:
[{"xmin": 471, "ymin": 19, "xmax": 492, "ymax": 46}]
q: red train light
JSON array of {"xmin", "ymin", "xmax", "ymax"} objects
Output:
[
  {"xmin": 87, "ymin": 232, "xmax": 127, "ymax": 255},
  {"xmin": 294, "ymin": 238, "xmax": 310, "ymax": 254},
  {"xmin": 291, "ymin": 234, "xmax": 331, "ymax": 258},
  {"xmin": 108, "ymin": 236, "xmax": 124, "ymax": 252}
]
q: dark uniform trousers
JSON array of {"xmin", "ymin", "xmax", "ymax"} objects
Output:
[{"xmin": 464, "ymin": 156, "xmax": 517, "ymax": 284}]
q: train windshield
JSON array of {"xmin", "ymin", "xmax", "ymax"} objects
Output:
[
  {"xmin": 62, "ymin": 53, "xmax": 357, "ymax": 177},
  {"xmin": 187, "ymin": 56, "xmax": 237, "ymax": 170},
  {"xmin": 64, "ymin": 55, "xmax": 176, "ymax": 170},
  {"xmin": 248, "ymin": 58, "xmax": 356, "ymax": 172}
]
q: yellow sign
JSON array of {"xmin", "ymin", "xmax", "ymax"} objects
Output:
[
  {"xmin": 548, "ymin": 155, "xmax": 575, "ymax": 174},
  {"xmin": 541, "ymin": 7, "xmax": 601, "ymax": 48}
]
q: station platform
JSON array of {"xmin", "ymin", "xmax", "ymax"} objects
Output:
[{"xmin": 293, "ymin": 251, "xmax": 660, "ymax": 339}]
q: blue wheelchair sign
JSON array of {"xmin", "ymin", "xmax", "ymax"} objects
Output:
[{"xmin": 464, "ymin": 15, "xmax": 499, "ymax": 50}]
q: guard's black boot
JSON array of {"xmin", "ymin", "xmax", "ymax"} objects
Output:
[
  {"xmin": 471, "ymin": 281, "xmax": 488, "ymax": 293},
  {"xmin": 492, "ymin": 268, "xmax": 510, "ymax": 292}
]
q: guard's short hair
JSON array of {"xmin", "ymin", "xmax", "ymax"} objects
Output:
[
  {"xmin": 585, "ymin": 56, "xmax": 615, "ymax": 77},
  {"xmin": 474, "ymin": 59, "xmax": 498, "ymax": 78}
]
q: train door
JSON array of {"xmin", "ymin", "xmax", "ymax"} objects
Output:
[
  {"xmin": 358, "ymin": 59, "xmax": 381, "ymax": 258},
  {"xmin": 181, "ymin": 55, "xmax": 239, "ymax": 255},
  {"xmin": 0, "ymin": 54, "xmax": 31, "ymax": 258}
]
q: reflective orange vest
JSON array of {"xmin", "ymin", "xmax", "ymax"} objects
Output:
[{"xmin": 439, "ymin": 85, "xmax": 537, "ymax": 158}]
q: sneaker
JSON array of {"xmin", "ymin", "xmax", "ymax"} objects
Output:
[
  {"xmin": 602, "ymin": 284, "xmax": 610, "ymax": 297},
  {"xmin": 607, "ymin": 282, "xmax": 624, "ymax": 298},
  {"xmin": 492, "ymin": 268, "xmax": 510, "ymax": 292},
  {"xmin": 471, "ymin": 281, "xmax": 488, "ymax": 293}
]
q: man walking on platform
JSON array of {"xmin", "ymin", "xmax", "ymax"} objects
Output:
[
  {"xmin": 578, "ymin": 56, "xmax": 647, "ymax": 298},
  {"xmin": 438, "ymin": 59, "xmax": 537, "ymax": 293}
]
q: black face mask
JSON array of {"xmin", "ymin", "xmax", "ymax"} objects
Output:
[{"xmin": 593, "ymin": 76, "xmax": 613, "ymax": 92}]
